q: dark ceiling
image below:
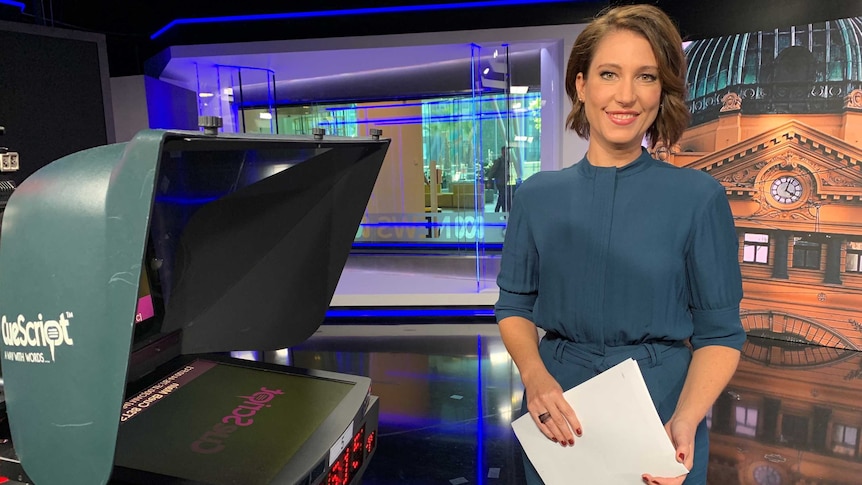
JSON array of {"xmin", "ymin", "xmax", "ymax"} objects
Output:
[{"xmin": 2, "ymin": 0, "xmax": 861, "ymax": 77}]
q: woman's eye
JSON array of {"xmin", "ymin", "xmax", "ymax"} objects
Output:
[
  {"xmin": 640, "ymin": 73, "xmax": 658, "ymax": 82},
  {"xmin": 600, "ymin": 71, "xmax": 617, "ymax": 80}
]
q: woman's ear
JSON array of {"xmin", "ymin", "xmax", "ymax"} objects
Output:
[{"xmin": 575, "ymin": 72, "xmax": 585, "ymax": 102}]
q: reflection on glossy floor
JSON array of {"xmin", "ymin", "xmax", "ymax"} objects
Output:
[{"xmin": 279, "ymin": 324, "xmax": 862, "ymax": 485}]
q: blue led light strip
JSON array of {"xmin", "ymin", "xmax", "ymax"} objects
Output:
[
  {"xmin": 154, "ymin": 195, "xmax": 221, "ymax": 205},
  {"xmin": 361, "ymin": 221, "xmax": 507, "ymax": 227},
  {"xmin": 151, "ymin": 0, "xmax": 574, "ymax": 39},
  {"xmin": 476, "ymin": 334, "xmax": 486, "ymax": 485},
  {"xmin": 352, "ymin": 242, "xmax": 504, "ymax": 250},
  {"xmin": 0, "ymin": 0, "xmax": 25, "ymax": 12},
  {"xmin": 325, "ymin": 308, "xmax": 495, "ymax": 318}
]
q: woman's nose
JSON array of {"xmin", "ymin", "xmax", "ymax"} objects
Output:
[{"xmin": 614, "ymin": 81, "xmax": 636, "ymax": 105}]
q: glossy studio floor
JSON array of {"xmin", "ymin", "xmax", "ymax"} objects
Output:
[{"xmin": 278, "ymin": 323, "xmax": 862, "ymax": 485}]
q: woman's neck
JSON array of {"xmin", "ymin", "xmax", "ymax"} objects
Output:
[{"xmin": 585, "ymin": 144, "xmax": 644, "ymax": 168}]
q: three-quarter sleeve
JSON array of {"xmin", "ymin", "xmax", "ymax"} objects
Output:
[
  {"xmin": 495, "ymin": 190, "xmax": 539, "ymax": 322},
  {"xmin": 685, "ymin": 185, "xmax": 746, "ymax": 351}
]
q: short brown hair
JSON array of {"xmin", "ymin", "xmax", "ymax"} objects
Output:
[{"xmin": 564, "ymin": 4, "xmax": 690, "ymax": 148}]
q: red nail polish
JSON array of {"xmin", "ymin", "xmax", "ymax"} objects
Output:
[
  {"xmin": 568, "ymin": 439, "xmax": 574, "ymax": 445},
  {"xmin": 576, "ymin": 428, "xmax": 582, "ymax": 436},
  {"xmin": 551, "ymin": 438, "xmax": 557, "ymax": 442},
  {"xmin": 678, "ymin": 452, "xmax": 685, "ymax": 461}
]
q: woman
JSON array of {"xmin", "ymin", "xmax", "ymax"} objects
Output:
[
  {"xmin": 495, "ymin": 5, "xmax": 745, "ymax": 485},
  {"xmin": 489, "ymin": 145, "xmax": 510, "ymax": 212}
]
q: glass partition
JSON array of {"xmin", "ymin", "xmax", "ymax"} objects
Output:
[
  {"xmin": 252, "ymin": 96, "xmax": 541, "ymax": 247},
  {"xmin": 275, "ymin": 104, "xmax": 359, "ymax": 137},
  {"xmin": 471, "ymin": 43, "xmax": 509, "ymax": 289},
  {"xmin": 195, "ymin": 64, "xmax": 239, "ymax": 132},
  {"xmin": 229, "ymin": 42, "xmax": 545, "ymax": 293},
  {"xmin": 195, "ymin": 64, "xmax": 276, "ymax": 134}
]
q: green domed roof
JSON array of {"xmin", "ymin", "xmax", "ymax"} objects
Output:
[{"xmin": 684, "ymin": 16, "xmax": 862, "ymax": 125}]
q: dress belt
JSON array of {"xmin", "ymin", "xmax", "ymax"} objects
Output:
[{"xmin": 542, "ymin": 331, "xmax": 688, "ymax": 374}]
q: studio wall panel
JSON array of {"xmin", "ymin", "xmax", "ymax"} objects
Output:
[{"xmin": 0, "ymin": 20, "xmax": 112, "ymax": 185}]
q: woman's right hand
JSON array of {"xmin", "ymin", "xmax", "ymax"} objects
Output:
[{"xmin": 524, "ymin": 369, "xmax": 582, "ymax": 446}]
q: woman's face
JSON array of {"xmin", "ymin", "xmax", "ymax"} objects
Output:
[{"xmin": 575, "ymin": 29, "xmax": 662, "ymax": 161}]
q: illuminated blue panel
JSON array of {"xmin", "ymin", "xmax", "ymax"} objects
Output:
[
  {"xmin": 476, "ymin": 334, "xmax": 485, "ymax": 485},
  {"xmin": 151, "ymin": 0, "xmax": 574, "ymax": 40},
  {"xmin": 154, "ymin": 195, "xmax": 221, "ymax": 205},
  {"xmin": 352, "ymin": 242, "xmax": 504, "ymax": 250},
  {"xmin": 325, "ymin": 308, "xmax": 495, "ymax": 318},
  {"xmin": 0, "ymin": 0, "xmax": 25, "ymax": 12},
  {"xmin": 361, "ymin": 221, "xmax": 506, "ymax": 227}
]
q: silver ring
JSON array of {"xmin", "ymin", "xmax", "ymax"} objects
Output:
[{"xmin": 538, "ymin": 412, "xmax": 551, "ymax": 424}]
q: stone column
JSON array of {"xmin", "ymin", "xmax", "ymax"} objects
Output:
[
  {"xmin": 824, "ymin": 236, "xmax": 844, "ymax": 285},
  {"xmin": 771, "ymin": 231, "xmax": 789, "ymax": 279}
]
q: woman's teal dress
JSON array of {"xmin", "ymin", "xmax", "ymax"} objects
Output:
[{"xmin": 495, "ymin": 149, "xmax": 746, "ymax": 484}]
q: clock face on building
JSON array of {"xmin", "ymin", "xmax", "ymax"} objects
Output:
[
  {"xmin": 753, "ymin": 464, "xmax": 781, "ymax": 485},
  {"xmin": 770, "ymin": 175, "xmax": 803, "ymax": 204}
]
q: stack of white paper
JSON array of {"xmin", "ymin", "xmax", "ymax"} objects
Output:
[{"xmin": 511, "ymin": 358, "xmax": 690, "ymax": 484}]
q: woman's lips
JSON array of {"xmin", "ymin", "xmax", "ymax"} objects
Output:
[{"xmin": 605, "ymin": 111, "xmax": 638, "ymax": 125}]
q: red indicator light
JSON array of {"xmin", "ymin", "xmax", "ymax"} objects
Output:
[
  {"xmin": 327, "ymin": 458, "xmax": 346, "ymax": 485},
  {"xmin": 352, "ymin": 431, "xmax": 363, "ymax": 453},
  {"xmin": 327, "ymin": 425, "xmax": 367, "ymax": 484},
  {"xmin": 366, "ymin": 430, "xmax": 377, "ymax": 454}
]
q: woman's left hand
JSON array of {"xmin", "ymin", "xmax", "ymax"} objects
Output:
[{"xmin": 641, "ymin": 418, "xmax": 696, "ymax": 485}]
